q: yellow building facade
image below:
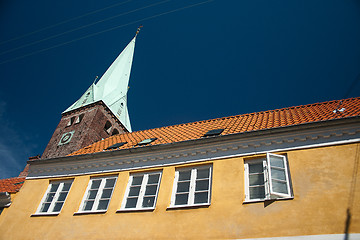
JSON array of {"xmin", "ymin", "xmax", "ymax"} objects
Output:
[{"xmin": 1, "ymin": 98, "xmax": 360, "ymax": 239}]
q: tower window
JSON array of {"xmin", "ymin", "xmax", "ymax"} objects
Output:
[
  {"xmin": 111, "ymin": 129, "xmax": 119, "ymax": 136},
  {"xmin": 75, "ymin": 114, "xmax": 85, "ymax": 124},
  {"xmin": 67, "ymin": 117, "xmax": 76, "ymax": 127},
  {"xmin": 104, "ymin": 121, "xmax": 112, "ymax": 134}
]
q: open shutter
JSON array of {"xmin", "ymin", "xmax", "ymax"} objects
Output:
[{"xmin": 266, "ymin": 153, "xmax": 291, "ymax": 198}]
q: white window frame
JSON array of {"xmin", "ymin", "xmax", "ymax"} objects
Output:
[
  {"xmin": 169, "ymin": 165, "xmax": 212, "ymax": 208},
  {"xmin": 244, "ymin": 153, "xmax": 293, "ymax": 202},
  {"xmin": 119, "ymin": 171, "xmax": 162, "ymax": 211},
  {"xmin": 34, "ymin": 179, "xmax": 73, "ymax": 216},
  {"xmin": 76, "ymin": 176, "xmax": 117, "ymax": 214}
]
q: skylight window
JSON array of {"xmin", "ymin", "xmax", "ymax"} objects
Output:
[
  {"xmin": 203, "ymin": 129, "xmax": 224, "ymax": 137},
  {"xmin": 106, "ymin": 142, "xmax": 127, "ymax": 150},
  {"xmin": 137, "ymin": 138, "xmax": 157, "ymax": 146}
]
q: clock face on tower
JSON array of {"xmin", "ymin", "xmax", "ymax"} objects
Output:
[{"xmin": 58, "ymin": 131, "xmax": 75, "ymax": 146}]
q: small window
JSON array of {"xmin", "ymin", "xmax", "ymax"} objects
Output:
[
  {"xmin": 137, "ymin": 138, "xmax": 157, "ymax": 146},
  {"xmin": 202, "ymin": 129, "xmax": 224, "ymax": 137},
  {"xmin": 35, "ymin": 180, "xmax": 73, "ymax": 215},
  {"xmin": 111, "ymin": 129, "xmax": 119, "ymax": 136},
  {"xmin": 170, "ymin": 165, "xmax": 212, "ymax": 208},
  {"xmin": 244, "ymin": 153, "xmax": 293, "ymax": 202},
  {"xmin": 106, "ymin": 142, "xmax": 127, "ymax": 150},
  {"xmin": 78, "ymin": 176, "xmax": 117, "ymax": 213},
  {"xmin": 75, "ymin": 114, "xmax": 85, "ymax": 124},
  {"xmin": 104, "ymin": 121, "xmax": 112, "ymax": 134},
  {"xmin": 120, "ymin": 171, "xmax": 162, "ymax": 211},
  {"xmin": 67, "ymin": 117, "xmax": 76, "ymax": 127}
]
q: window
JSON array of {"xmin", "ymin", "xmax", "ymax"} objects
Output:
[
  {"xmin": 111, "ymin": 129, "xmax": 119, "ymax": 136},
  {"xmin": 137, "ymin": 138, "xmax": 157, "ymax": 146},
  {"xmin": 202, "ymin": 129, "xmax": 224, "ymax": 137},
  {"xmin": 67, "ymin": 117, "xmax": 76, "ymax": 127},
  {"xmin": 75, "ymin": 114, "xmax": 85, "ymax": 124},
  {"xmin": 104, "ymin": 121, "xmax": 112, "ymax": 134},
  {"xmin": 35, "ymin": 180, "xmax": 73, "ymax": 215},
  {"xmin": 78, "ymin": 176, "xmax": 117, "ymax": 213},
  {"xmin": 244, "ymin": 153, "xmax": 293, "ymax": 202},
  {"xmin": 106, "ymin": 142, "xmax": 127, "ymax": 150},
  {"xmin": 170, "ymin": 165, "xmax": 212, "ymax": 208},
  {"xmin": 120, "ymin": 171, "xmax": 162, "ymax": 210}
]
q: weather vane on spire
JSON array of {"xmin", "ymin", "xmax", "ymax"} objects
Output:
[{"xmin": 136, "ymin": 26, "xmax": 143, "ymax": 36}]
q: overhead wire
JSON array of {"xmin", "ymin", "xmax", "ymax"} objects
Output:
[
  {"xmin": 0, "ymin": 0, "xmax": 133, "ymax": 46},
  {"xmin": 0, "ymin": 0, "xmax": 214, "ymax": 65},
  {"xmin": 0, "ymin": 0, "xmax": 170, "ymax": 56}
]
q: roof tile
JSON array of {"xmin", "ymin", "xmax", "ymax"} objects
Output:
[{"xmin": 67, "ymin": 97, "xmax": 360, "ymax": 157}]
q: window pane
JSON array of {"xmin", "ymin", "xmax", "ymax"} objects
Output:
[
  {"xmin": 129, "ymin": 186, "xmax": 140, "ymax": 196},
  {"xmin": 272, "ymin": 180, "xmax": 288, "ymax": 194},
  {"xmin": 271, "ymin": 168, "xmax": 286, "ymax": 181},
  {"xmin": 105, "ymin": 178, "xmax": 116, "ymax": 188},
  {"xmin": 62, "ymin": 183, "xmax": 72, "ymax": 191},
  {"xmin": 101, "ymin": 189, "xmax": 112, "ymax": 199},
  {"xmin": 58, "ymin": 192, "xmax": 67, "ymax": 201},
  {"xmin": 178, "ymin": 171, "xmax": 191, "ymax": 181},
  {"xmin": 148, "ymin": 174, "xmax": 160, "ymax": 184},
  {"xmin": 91, "ymin": 180, "xmax": 101, "ymax": 189},
  {"xmin": 195, "ymin": 179, "xmax": 209, "ymax": 191},
  {"xmin": 175, "ymin": 193, "xmax": 188, "ymax": 205},
  {"xmin": 249, "ymin": 173, "xmax": 264, "ymax": 186},
  {"xmin": 53, "ymin": 202, "xmax": 63, "ymax": 212},
  {"xmin": 50, "ymin": 183, "xmax": 60, "ymax": 192},
  {"xmin": 132, "ymin": 176, "xmax": 143, "ymax": 185},
  {"xmin": 41, "ymin": 203, "xmax": 51, "ymax": 212},
  {"xmin": 177, "ymin": 182, "xmax": 190, "ymax": 193},
  {"xmin": 249, "ymin": 186, "xmax": 265, "ymax": 199},
  {"xmin": 84, "ymin": 201, "xmax": 94, "ymax": 211},
  {"xmin": 88, "ymin": 190, "xmax": 98, "ymax": 200},
  {"xmin": 125, "ymin": 198, "xmax": 138, "ymax": 208},
  {"xmin": 197, "ymin": 168, "xmax": 210, "ymax": 179},
  {"xmin": 142, "ymin": 196, "xmax": 155, "ymax": 208},
  {"xmin": 249, "ymin": 163, "xmax": 263, "ymax": 174},
  {"xmin": 194, "ymin": 192, "xmax": 208, "ymax": 204},
  {"xmin": 145, "ymin": 185, "xmax": 157, "ymax": 196},
  {"xmin": 45, "ymin": 193, "xmax": 55, "ymax": 202},
  {"xmin": 97, "ymin": 200, "xmax": 109, "ymax": 210},
  {"xmin": 269, "ymin": 156, "xmax": 285, "ymax": 168}
]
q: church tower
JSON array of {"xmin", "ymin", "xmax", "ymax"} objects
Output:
[{"xmin": 42, "ymin": 34, "xmax": 138, "ymax": 159}]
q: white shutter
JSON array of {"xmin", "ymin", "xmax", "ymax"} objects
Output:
[{"xmin": 266, "ymin": 153, "xmax": 291, "ymax": 198}]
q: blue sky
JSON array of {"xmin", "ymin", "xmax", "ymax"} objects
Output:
[{"xmin": 0, "ymin": 0, "xmax": 359, "ymax": 179}]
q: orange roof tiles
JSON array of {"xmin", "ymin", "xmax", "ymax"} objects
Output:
[
  {"xmin": 0, "ymin": 177, "xmax": 25, "ymax": 193},
  {"xmin": 69, "ymin": 97, "xmax": 360, "ymax": 156}
]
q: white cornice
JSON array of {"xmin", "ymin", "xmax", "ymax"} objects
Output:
[{"xmin": 27, "ymin": 121, "xmax": 360, "ymax": 179}]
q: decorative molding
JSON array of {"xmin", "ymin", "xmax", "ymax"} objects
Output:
[{"xmin": 27, "ymin": 123, "xmax": 360, "ymax": 179}]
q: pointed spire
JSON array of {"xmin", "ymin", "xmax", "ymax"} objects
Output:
[{"xmin": 63, "ymin": 34, "xmax": 138, "ymax": 132}]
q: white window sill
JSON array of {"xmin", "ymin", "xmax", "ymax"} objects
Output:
[
  {"xmin": 116, "ymin": 207, "xmax": 155, "ymax": 213},
  {"xmin": 167, "ymin": 203, "xmax": 210, "ymax": 210},
  {"xmin": 74, "ymin": 210, "xmax": 107, "ymax": 215},
  {"xmin": 31, "ymin": 212, "xmax": 60, "ymax": 217},
  {"xmin": 243, "ymin": 196, "xmax": 294, "ymax": 204}
]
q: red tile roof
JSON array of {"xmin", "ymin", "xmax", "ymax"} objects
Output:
[
  {"xmin": 0, "ymin": 177, "xmax": 25, "ymax": 193},
  {"xmin": 69, "ymin": 97, "xmax": 360, "ymax": 156}
]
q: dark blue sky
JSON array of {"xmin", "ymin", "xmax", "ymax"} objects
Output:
[{"xmin": 0, "ymin": 0, "xmax": 359, "ymax": 179}]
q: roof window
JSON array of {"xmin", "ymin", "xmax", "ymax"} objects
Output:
[
  {"xmin": 202, "ymin": 129, "xmax": 224, "ymax": 137},
  {"xmin": 106, "ymin": 142, "xmax": 127, "ymax": 150},
  {"xmin": 137, "ymin": 138, "xmax": 157, "ymax": 146}
]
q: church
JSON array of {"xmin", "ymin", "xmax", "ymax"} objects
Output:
[{"xmin": 0, "ymin": 31, "xmax": 359, "ymax": 239}]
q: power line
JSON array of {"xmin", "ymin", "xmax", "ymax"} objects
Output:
[
  {"xmin": 0, "ymin": 0, "xmax": 170, "ymax": 56},
  {"xmin": 0, "ymin": 0, "xmax": 214, "ymax": 65},
  {"xmin": 0, "ymin": 0, "xmax": 133, "ymax": 46}
]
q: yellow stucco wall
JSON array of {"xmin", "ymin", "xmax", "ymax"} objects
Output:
[{"xmin": 0, "ymin": 143, "xmax": 359, "ymax": 239}]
